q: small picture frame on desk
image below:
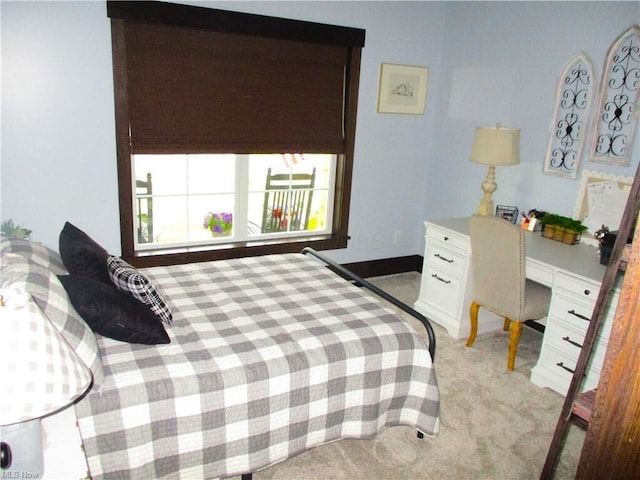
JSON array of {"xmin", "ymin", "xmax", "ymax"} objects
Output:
[{"xmin": 496, "ymin": 205, "xmax": 518, "ymax": 224}]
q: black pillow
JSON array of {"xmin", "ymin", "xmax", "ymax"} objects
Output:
[
  {"xmin": 59, "ymin": 222, "xmax": 111, "ymax": 285},
  {"xmin": 58, "ymin": 274, "xmax": 170, "ymax": 345}
]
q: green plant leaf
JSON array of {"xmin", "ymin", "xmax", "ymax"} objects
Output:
[{"xmin": 1, "ymin": 219, "xmax": 32, "ymax": 239}]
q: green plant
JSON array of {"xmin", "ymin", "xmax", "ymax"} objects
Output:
[
  {"xmin": 540, "ymin": 213, "xmax": 587, "ymax": 233},
  {"xmin": 1, "ymin": 219, "xmax": 32, "ymax": 239},
  {"xmin": 203, "ymin": 212, "xmax": 233, "ymax": 236},
  {"xmin": 566, "ymin": 218, "xmax": 588, "ymax": 234}
]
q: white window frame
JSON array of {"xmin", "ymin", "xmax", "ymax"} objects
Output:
[{"xmin": 132, "ymin": 154, "xmax": 336, "ymax": 253}]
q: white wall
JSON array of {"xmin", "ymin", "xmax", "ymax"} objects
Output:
[
  {"xmin": 2, "ymin": 1, "xmax": 639, "ymax": 264},
  {"xmin": 427, "ymin": 1, "xmax": 640, "ymax": 222},
  {"xmin": 2, "ymin": 0, "xmax": 118, "ymax": 250}
]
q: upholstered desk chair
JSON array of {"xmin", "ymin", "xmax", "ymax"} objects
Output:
[{"xmin": 466, "ymin": 215, "xmax": 551, "ymax": 370}]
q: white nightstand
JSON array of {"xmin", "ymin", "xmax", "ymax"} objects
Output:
[{"xmin": 41, "ymin": 407, "xmax": 89, "ymax": 480}]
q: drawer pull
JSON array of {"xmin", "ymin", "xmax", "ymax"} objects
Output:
[
  {"xmin": 556, "ymin": 362, "xmax": 575, "ymax": 374},
  {"xmin": 431, "ymin": 274, "xmax": 451, "ymax": 284},
  {"xmin": 584, "ymin": 289, "xmax": 591, "ymax": 296},
  {"xmin": 568, "ymin": 309, "xmax": 591, "ymax": 322},
  {"xmin": 562, "ymin": 336, "xmax": 583, "ymax": 348},
  {"xmin": 443, "ymin": 236, "xmax": 449, "ymax": 241},
  {"xmin": 434, "ymin": 253, "xmax": 454, "ymax": 263}
]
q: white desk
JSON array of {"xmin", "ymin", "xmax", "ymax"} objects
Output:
[{"xmin": 414, "ymin": 217, "xmax": 620, "ymax": 395}]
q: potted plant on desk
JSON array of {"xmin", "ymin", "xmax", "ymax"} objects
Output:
[{"xmin": 540, "ymin": 213, "xmax": 588, "ymax": 245}]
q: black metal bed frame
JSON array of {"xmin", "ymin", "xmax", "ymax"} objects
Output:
[{"xmin": 240, "ymin": 247, "xmax": 437, "ymax": 480}]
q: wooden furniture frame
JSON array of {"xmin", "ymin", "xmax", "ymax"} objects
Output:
[
  {"xmin": 261, "ymin": 168, "xmax": 316, "ymax": 233},
  {"xmin": 576, "ymin": 214, "xmax": 640, "ymax": 478},
  {"xmin": 541, "ymin": 158, "xmax": 640, "ymax": 479}
]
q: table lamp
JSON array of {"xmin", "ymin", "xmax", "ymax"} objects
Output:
[
  {"xmin": 0, "ymin": 289, "xmax": 92, "ymax": 478},
  {"xmin": 470, "ymin": 123, "xmax": 520, "ymax": 215}
]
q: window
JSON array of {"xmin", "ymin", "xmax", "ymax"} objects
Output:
[
  {"xmin": 133, "ymin": 153, "xmax": 335, "ymax": 249},
  {"xmin": 107, "ymin": 1, "xmax": 365, "ymax": 267}
]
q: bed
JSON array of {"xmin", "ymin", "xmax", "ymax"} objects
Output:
[{"xmin": 1, "ymin": 227, "xmax": 440, "ymax": 480}]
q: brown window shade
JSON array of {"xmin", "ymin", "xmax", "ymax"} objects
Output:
[
  {"xmin": 124, "ymin": 22, "xmax": 349, "ymax": 154},
  {"xmin": 108, "ymin": 1, "xmax": 364, "ymax": 263}
]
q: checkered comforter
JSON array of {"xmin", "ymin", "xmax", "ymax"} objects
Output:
[{"xmin": 74, "ymin": 253, "xmax": 440, "ymax": 479}]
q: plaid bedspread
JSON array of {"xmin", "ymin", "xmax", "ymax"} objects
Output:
[{"xmin": 74, "ymin": 253, "xmax": 440, "ymax": 479}]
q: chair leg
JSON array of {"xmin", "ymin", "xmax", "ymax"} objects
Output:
[
  {"xmin": 466, "ymin": 302, "xmax": 480, "ymax": 347},
  {"xmin": 503, "ymin": 318, "xmax": 510, "ymax": 331},
  {"xmin": 507, "ymin": 320, "xmax": 523, "ymax": 371}
]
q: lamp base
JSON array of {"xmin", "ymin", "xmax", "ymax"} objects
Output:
[
  {"xmin": 476, "ymin": 164, "xmax": 497, "ymax": 216},
  {"xmin": 0, "ymin": 419, "xmax": 44, "ymax": 478},
  {"xmin": 476, "ymin": 199, "xmax": 495, "ymax": 216}
]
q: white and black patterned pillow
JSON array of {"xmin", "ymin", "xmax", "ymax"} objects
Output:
[{"xmin": 107, "ymin": 255, "xmax": 173, "ymax": 326}]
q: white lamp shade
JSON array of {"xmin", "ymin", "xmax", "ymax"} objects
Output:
[
  {"xmin": 0, "ymin": 289, "xmax": 92, "ymax": 425},
  {"xmin": 471, "ymin": 124, "xmax": 520, "ymax": 166}
]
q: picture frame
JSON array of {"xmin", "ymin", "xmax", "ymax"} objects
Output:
[
  {"xmin": 573, "ymin": 169, "xmax": 634, "ymax": 246},
  {"xmin": 542, "ymin": 52, "xmax": 595, "ymax": 179},
  {"xmin": 588, "ymin": 25, "xmax": 640, "ymax": 166},
  {"xmin": 377, "ymin": 63, "xmax": 429, "ymax": 115}
]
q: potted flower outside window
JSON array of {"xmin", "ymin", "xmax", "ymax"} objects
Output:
[{"xmin": 203, "ymin": 212, "xmax": 233, "ymax": 237}]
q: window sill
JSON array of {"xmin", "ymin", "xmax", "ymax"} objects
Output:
[{"xmin": 123, "ymin": 234, "xmax": 348, "ymax": 268}]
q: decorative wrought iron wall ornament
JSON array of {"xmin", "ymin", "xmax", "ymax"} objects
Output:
[
  {"xmin": 543, "ymin": 52, "xmax": 596, "ymax": 179},
  {"xmin": 589, "ymin": 24, "xmax": 640, "ymax": 166}
]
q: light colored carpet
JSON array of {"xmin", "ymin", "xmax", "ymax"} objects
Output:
[{"xmin": 252, "ymin": 272, "xmax": 584, "ymax": 480}]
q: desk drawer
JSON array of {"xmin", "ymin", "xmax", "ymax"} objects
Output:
[
  {"xmin": 526, "ymin": 260, "xmax": 553, "ymax": 286},
  {"xmin": 425, "ymin": 242, "xmax": 467, "ymax": 276},
  {"xmin": 551, "ymin": 292, "xmax": 615, "ymax": 340},
  {"xmin": 554, "ymin": 272, "xmax": 600, "ymax": 301},
  {"xmin": 538, "ymin": 345, "xmax": 602, "ymax": 392},
  {"xmin": 544, "ymin": 317, "xmax": 609, "ymax": 368},
  {"xmin": 421, "ymin": 265, "xmax": 463, "ymax": 315},
  {"xmin": 545, "ymin": 319, "xmax": 586, "ymax": 359},
  {"xmin": 426, "ymin": 226, "xmax": 468, "ymax": 251},
  {"xmin": 539, "ymin": 344, "xmax": 577, "ymax": 386},
  {"xmin": 551, "ymin": 292, "xmax": 593, "ymax": 327}
]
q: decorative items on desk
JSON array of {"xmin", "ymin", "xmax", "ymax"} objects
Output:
[
  {"xmin": 520, "ymin": 209, "xmax": 547, "ymax": 232},
  {"xmin": 495, "ymin": 205, "xmax": 518, "ymax": 224},
  {"xmin": 538, "ymin": 213, "xmax": 588, "ymax": 246},
  {"xmin": 597, "ymin": 225, "xmax": 635, "ymax": 266},
  {"xmin": 594, "ymin": 225, "xmax": 610, "ymax": 256}
]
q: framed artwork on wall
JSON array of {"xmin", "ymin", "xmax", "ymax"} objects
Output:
[
  {"xmin": 589, "ymin": 24, "xmax": 640, "ymax": 166},
  {"xmin": 377, "ymin": 63, "xmax": 429, "ymax": 115},
  {"xmin": 542, "ymin": 52, "xmax": 595, "ymax": 179}
]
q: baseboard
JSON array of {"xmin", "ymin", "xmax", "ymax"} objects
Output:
[{"xmin": 342, "ymin": 255, "xmax": 423, "ymax": 278}]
